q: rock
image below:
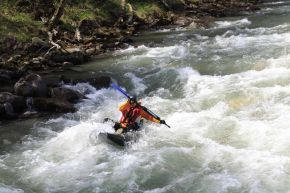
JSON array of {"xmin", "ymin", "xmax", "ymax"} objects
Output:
[
  {"xmin": 188, "ymin": 21, "xmax": 197, "ymax": 29},
  {"xmin": 64, "ymin": 47, "xmax": 82, "ymax": 53},
  {"xmin": 174, "ymin": 16, "xmax": 193, "ymax": 27},
  {"xmin": 50, "ymin": 51, "xmax": 90, "ymax": 65},
  {"xmin": 87, "ymin": 76, "xmax": 111, "ymax": 89},
  {"xmin": 0, "ymin": 92, "xmax": 26, "ymax": 113},
  {"xmin": 0, "ymin": 74, "xmax": 11, "ymax": 85},
  {"xmin": 0, "ymin": 69, "xmax": 25, "ymax": 80},
  {"xmin": 31, "ymin": 37, "xmax": 47, "ymax": 47},
  {"xmin": 31, "ymin": 57, "xmax": 45, "ymax": 65},
  {"xmin": 85, "ymin": 48, "xmax": 96, "ymax": 55},
  {"xmin": 119, "ymin": 36, "xmax": 133, "ymax": 44},
  {"xmin": 32, "ymin": 98, "xmax": 77, "ymax": 113},
  {"xmin": 62, "ymin": 62, "xmax": 74, "ymax": 69},
  {"xmin": 0, "ymin": 104, "xmax": 5, "ymax": 117},
  {"xmin": 7, "ymin": 55, "xmax": 21, "ymax": 63},
  {"xmin": 50, "ymin": 87, "xmax": 87, "ymax": 103},
  {"xmin": 3, "ymin": 102, "xmax": 17, "ymax": 117},
  {"xmin": 57, "ymin": 75, "xmax": 111, "ymax": 89},
  {"xmin": 14, "ymin": 73, "xmax": 48, "ymax": 97}
]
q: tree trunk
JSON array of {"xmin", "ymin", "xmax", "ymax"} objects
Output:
[{"xmin": 47, "ymin": 0, "xmax": 67, "ymax": 30}]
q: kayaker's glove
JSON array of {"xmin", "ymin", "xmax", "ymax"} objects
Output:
[{"xmin": 160, "ymin": 120, "xmax": 166, "ymax": 124}]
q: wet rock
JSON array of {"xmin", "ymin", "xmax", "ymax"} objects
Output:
[
  {"xmin": 50, "ymin": 87, "xmax": 87, "ymax": 103},
  {"xmin": 14, "ymin": 73, "xmax": 48, "ymax": 97},
  {"xmin": 50, "ymin": 51, "xmax": 90, "ymax": 65},
  {"xmin": 0, "ymin": 103, "xmax": 17, "ymax": 119},
  {"xmin": 87, "ymin": 76, "xmax": 111, "ymax": 89},
  {"xmin": 173, "ymin": 16, "xmax": 193, "ymax": 27},
  {"xmin": 0, "ymin": 92, "xmax": 26, "ymax": 113},
  {"xmin": 3, "ymin": 102, "xmax": 17, "ymax": 117},
  {"xmin": 62, "ymin": 62, "xmax": 74, "ymax": 69},
  {"xmin": 188, "ymin": 21, "xmax": 197, "ymax": 29},
  {"xmin": 57, "ymin": 75, "xmax": 111, "ymax": 90},
  {"xmin": 119, "ymin": 36, "xmax": 134, "ymax": 44},
  {"xmin": 85, "ymin": 47, "xmax": 96, "ymax": 55},
  {"xmin": 0, "ymin": 69, "xmax": 25, "ymax": 80},
  {"xmin": 0, "ymin": 74, "xmax": 11, "ymax": 85},
  {"xmin": 32, "ymin": 98, "xmax": 77, "ymax": 113},
  {"xmin": 0, "ymin": 104, "xmax": 5, "ymax": 117}
]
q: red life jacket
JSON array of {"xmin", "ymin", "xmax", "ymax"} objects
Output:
[{"xmin": 120, "ymin": 106, "xmax": 142, "ymax": 126}]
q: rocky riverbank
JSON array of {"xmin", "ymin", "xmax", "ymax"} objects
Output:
[{"xmin": 0, "ymin": 0, "xmax": 260, "ymax": 121}]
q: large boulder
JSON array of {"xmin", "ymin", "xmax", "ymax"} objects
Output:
[
  {"xmin": 0, "ymin": 92, "xmax": 26, "ymax": 113},
  {"xmin": 14, "ymin": 73, "xmax": 48, "ymax": 97},
  {"xmin": 32, "ymin": 98, "xmax": 77, "ymax": 113},
  {"xmin": 50, "ymin": 87, "xmax": 87, "ymax": 103}
]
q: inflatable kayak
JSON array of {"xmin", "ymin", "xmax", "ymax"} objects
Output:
[{"xmin": 98, "ymin": 131, "xmax": 142, "ymax": 146}]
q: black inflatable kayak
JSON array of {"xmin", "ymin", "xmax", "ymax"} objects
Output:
[{"xmin": 98, "ymin": 131, "xmax": 141, "ymax": 146}]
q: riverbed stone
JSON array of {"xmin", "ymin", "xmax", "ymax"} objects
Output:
[
  {"xmin": 87, "ymin": 76, "xmax": 111, "ymax": 89},
  {"xmin": 50, "ymin": 87, "xmax": 87, "ymax": 103},
  {"xmin": 0, "ymin": 92, "xmax": 26, "ymax": 113},
  {"xmin": 50, "ymin": 51, "xmax": 90, "ymax": 65},
  {"xmin": 14, "ymin": 73, "xmax": 48, "ymax": 97},
  {"xmin": 32, "ymin": 98, "xmax": 77, "ymax": 113}
]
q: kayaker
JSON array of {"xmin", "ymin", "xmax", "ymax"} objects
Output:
[{"xmin": 114, "ymin": 96, "xmax": 165, "ymax": 134}]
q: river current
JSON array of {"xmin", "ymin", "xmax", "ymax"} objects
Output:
[{"xmin": 1, "ymin": 1, "xmax": 290, "ymax": 193}]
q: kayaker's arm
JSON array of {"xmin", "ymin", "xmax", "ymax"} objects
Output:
[
  {"xmin": 140, "ymin": 109, "xmax": 160, "ymax": 123},
  {"xmin": 119, "ymin": 100, "xmax": 130, "ymax": 112}
]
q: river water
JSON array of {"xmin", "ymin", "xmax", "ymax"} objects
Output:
[{"xmin": 2, "ymin": 1, "xmax": 290, "ymax": 193}]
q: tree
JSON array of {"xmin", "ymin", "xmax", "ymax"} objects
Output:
[{"xmin": 47, "ymin": 0, "xmax": 67, "ymax": 31}]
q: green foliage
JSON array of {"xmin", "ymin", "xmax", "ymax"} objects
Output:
[
  {"xmin": 63, "ymin": 6, "xmax": 96, "ymax": 24},
  {"xmin": 134, "ymin": 2, "xmax": 163, "ymax": 19},
  {"xmin": 0, "ymin": 1, "xmax": 42, "ymax": 42}
]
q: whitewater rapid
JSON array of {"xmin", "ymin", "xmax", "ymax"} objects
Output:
[{"xmin": 2, "ymin": 2, "xmax": 290, "ymax": 193}]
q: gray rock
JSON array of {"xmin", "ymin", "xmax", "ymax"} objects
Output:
[
  {"xmin": 51, "ymin": 52, "xmax": 90, "ymax": 65},
  {"xmin": 50, "ymin": 87, "xmax": 87, "ymax": 103},
  {"xmin": 14, "ymin": 73, "xmax": 48, "ymax": 97},
  {"xmin": 0, "ymin": 92, "xmax": 26, "ymax": 113},
  {"xmin": 32, "ymin": 98, "xmax": 77, "ymax": 113},
  {"xmin": 87, "ymin": 76, "xmax": 111, "ymax": 89}
]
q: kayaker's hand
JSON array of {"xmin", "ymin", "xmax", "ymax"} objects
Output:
[{"xmin": 160, "ymin": 120, "xmax": 166, "ymax": 124}]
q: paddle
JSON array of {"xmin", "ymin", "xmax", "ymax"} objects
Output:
[{"xmin": 110, "ymin": 83, "xmax": 171, "ymax": 128}]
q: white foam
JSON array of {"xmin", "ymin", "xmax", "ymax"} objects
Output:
[{"xmin": 215, "ymin": 18, "xmax": 251, "ymax": 28}]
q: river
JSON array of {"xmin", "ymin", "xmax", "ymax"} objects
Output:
[{"xmin": 1, "ymin": 1, "xmax": 290, "ymax": 193}]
